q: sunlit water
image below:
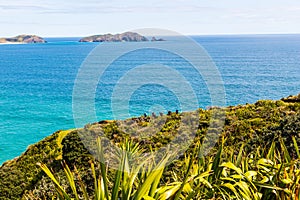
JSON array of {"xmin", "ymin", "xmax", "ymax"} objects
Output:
[{"xmin": 0, "ymin": 35, "xmax": 299, "ymax": 164}]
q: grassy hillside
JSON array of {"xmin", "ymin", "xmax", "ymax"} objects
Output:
[{"xmin": 0, "ymin": 94, "xmax": 299, "ymax": 199}]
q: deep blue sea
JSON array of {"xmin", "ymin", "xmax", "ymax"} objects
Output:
[{"xmin": 0, "ymin": 35, "xmax": 300, "ymax": 164}]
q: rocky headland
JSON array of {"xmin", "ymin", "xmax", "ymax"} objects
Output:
[
  {"xmin": 79, "ymin": 32, "xmax": 164, "ymax": 42},
  {"xmin": 0, "ymin": 35, "xmax": 47, "ymax": 44}
]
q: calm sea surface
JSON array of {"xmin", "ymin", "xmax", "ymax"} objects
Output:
[{"xmin": 0, "ymin": 35, "xmax": 300, "ymax": 164}]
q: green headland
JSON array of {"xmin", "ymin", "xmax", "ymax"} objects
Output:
[{"xmin": 0, "ymin": 94, "xmax": 299, "ymax": 199}]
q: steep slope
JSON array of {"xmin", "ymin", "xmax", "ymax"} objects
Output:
[{"xmin": 0, "ymin": 94, "xmax": 299, "ymax": 199}]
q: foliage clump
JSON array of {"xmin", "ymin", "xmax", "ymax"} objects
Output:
[{"xmin": 0, "ymin": 94, "xmax": 299, "ymax": 199}]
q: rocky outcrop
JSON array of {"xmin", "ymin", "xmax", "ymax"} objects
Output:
[
  {"xmin": 79, "ymin": 32, "xmax": 149, "ymax": 42},
  {"xmin": 0, "ymin": 35, "xmax": 46, "ymax": 44},
  {"xmin": 281, "ymin": 94, "xmax": 300, "ymax": 103},
  {"xmin": 151, "ymin": 37, "xmax": 165, "ymax": 42}
]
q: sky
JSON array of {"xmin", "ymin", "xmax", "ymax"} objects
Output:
[{"xmin": 0, "ymin": 0, "xmax": 300, "ymax": 37}]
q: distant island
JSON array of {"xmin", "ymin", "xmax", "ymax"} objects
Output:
[
  {"xmin": 151, "ymin": 36, "xmax": 166, "ymax": 42},
  {"xmin": 0, "ymin": 35, "xmax": 46, "ymax": 44},
  {"xmin": 79, "ymin": 31, "xmax": 165, "ymax": 42}
]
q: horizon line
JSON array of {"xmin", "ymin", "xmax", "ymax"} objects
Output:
[
  {"xmin": 41, "ymin": 32, "xmax": 300, "ymax": 38},
  {"xmin": 2, "ymin": 32, "xmax": 300, "ymax": 38}
]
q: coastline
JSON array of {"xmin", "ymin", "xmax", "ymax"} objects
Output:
[
  {"xmin": 0, "ymin": 42, "xmax": 26, "ymax": 45},
  {"xmin": 0, "ymin": 93, "xmax": 299, "ymax": 199}
]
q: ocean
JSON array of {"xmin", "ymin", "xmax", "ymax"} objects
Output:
[{"xmin": 0, "ymin": 35, "xmax": 300, "ymax": 164}]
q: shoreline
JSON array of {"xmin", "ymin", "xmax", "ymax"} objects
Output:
[{"xmin": 0, "ymin": 42, "xmax": 26, "ymax": 45}]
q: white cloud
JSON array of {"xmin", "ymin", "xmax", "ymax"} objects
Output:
[
  {"xmin": 0, "ymin": 0, "xmax": 300, "ymax": 36},
  {"xmin": 0, "ymin": 0, "xmax": 217, "ymax": 14}
]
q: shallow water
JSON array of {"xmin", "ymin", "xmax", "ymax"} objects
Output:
[{"xmin": 0, "ymin": 35, "xmax": 299, "ymax": 164}]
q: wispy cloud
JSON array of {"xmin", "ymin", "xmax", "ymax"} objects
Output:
[
  {"xmin": 0, "ymin": 20, "xmax": 39, "ymax": 25},
  {"xmin": 220, "ymin": 5, "xmax": 300, "ymax": 24},
  {"xmin": 1, "ymin": 0, "xmax": 300, "ymax": 36},
  {"xmin": 0, "ymin": 0, "xmax": 217, "ymax": 15},
  {"xmin": 0, "ymin": 5, "xmax": 46, "ymax": 10}
]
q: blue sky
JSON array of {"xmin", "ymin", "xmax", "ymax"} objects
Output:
[{"xmin": 1, "ymin": 0, "xmax": 300, "ymax": 37}]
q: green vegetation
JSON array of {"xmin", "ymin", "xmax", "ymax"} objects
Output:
[
  {"xmin": 0, "ymin": 130, "xmax": 72, "ymax": 199},
  {"xmin": 29, "ymin": 136, "xmax": 300, "ymax": 200},
  {"xmin": 0, "ymin": 94, "xmax": 299, "ymax": 199}
]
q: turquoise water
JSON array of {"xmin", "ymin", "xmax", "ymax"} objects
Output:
[{"xmin": 0, "ymin": 35, "xmax": 300, "ymax": 164}]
